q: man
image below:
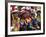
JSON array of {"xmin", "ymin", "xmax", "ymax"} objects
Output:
[{"xmin": 20, "ymin": 18, "xmax": 26, "ymax": 31}]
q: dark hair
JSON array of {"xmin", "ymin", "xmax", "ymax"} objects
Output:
[
  {"xmin": 31, "ymin": 6, "xmax": 34, "ymax": 9},
  {"xmin": 36, "ymin": 10, "xmax": 41, "ymax": 14}
]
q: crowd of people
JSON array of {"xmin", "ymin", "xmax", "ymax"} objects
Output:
[{"xmin": 10, "ymin": 5, "xmax": 41, "ymax": 31}]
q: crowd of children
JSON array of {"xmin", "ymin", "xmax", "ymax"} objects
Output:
[{"xmin": 10, "ymin": 6, "xmax": 41, "ymax": 31}]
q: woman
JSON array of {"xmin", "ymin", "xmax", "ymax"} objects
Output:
[{"xmin": 11, "ymin": 13, "xmax": 20, "ymax": 31}]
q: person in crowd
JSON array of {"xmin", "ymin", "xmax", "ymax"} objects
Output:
[
  {"xmin": 36, "ymin": 10, "xmax": 41, "ymax": 22},
  {"xmin": 31, "ymin": 13, "xmax": 40, "ymax": 30},
  {"xmin": 11, "ymin": 12, "xmax": 20, "ymax": 31},
  {"xmin": 20, "ymin": 18, "xmax": 27, "ymax": 31}
]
